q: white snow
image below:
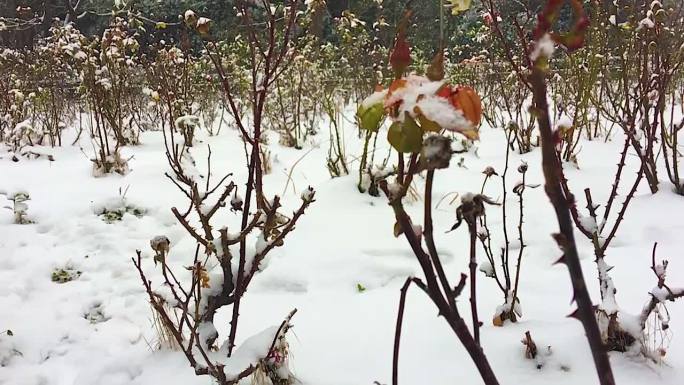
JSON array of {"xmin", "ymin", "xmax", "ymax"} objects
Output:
[
  {"xmin": 415, "ymin": 95, "xmax": 472, "ymax": 131},
  {"xmin": 0, "ymin": 105, "xmax": 682, "ymax": 385},
  {"xmin": 638, "ymin": 17, "xmax": 655, "ymax": 30},
  {"xmin": 360, "ymin": 89, "xmax": 388, "ymax": 109},
  {"xmin": 184, "ymin": 10, "xmax": 197, "ymax": 21},
  {"xmin": 578, "ymin": 213, "xmax": 598, "ymax": 234},
  {"xmin": 555, "ymin": 115, "xmax": 573, "ymax": 130},
  {"xmin": 378, "ymin": 75, "xmax": 475, "ymax": 132},
  {"xmin": 530, "ymin": 33, "xmax": 556, "ymax": 61},
  {"xmin": 650, "ymin": 286, "xmax": 670, "ymax": 302},
  {"xmin": 221, "ymin": 325, "xmax": 281, "ymax": 379},
  {"xmin": 479, "ymin": 259, "xmax": 495, "ymax": 278},
  {"xmin": 196, "ymin": 17, "xmax": 211, "ymax": 28}
]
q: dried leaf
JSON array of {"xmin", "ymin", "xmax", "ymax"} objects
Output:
[
  {"xmin": 426, "ymin": 50, "xmax": 445, "ymax": 81},
  {"xmin": 393, "ymin": 221, "xmax": 403, "ymax": 237}
]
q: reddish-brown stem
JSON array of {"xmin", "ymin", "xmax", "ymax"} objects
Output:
[
  {"xmin": 468, "ymin": 219, "xmax": 481, "ymax": 345},
  {"xmin": 530, "ymin": 62, "xmax": 616, "ymax": 385}
]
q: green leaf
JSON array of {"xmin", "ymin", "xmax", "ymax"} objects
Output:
[
  {"xmin": 417, "ymin": 114, "xmax": 442, "ymax": 133},
  {"xmin": 357, "ymin": 102, "xmax": 385, "ymax": 132},
  {"xmin": 388, "ymin": 114, "xmax": 423, "ymax": 153},
  {"xmin": 155, "ymin": 22, "xmax": 168, "ymax": 30},
  {"xmin": 356, "ymin": 283, "xmax": 366, "ymax": 293}
]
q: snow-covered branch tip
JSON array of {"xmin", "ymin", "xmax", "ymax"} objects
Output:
[{"xmin": 640, "ymin": 243, "xmax": 684, "ymax": 329}]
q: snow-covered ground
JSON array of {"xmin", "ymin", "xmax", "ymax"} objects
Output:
[{"xmin": 0, "ymin": 113, "xmax": 682, "ymax": 385}]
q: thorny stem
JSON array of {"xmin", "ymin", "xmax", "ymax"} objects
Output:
[
  {"xmin": 392, "ymin": 277, "xmax": 424, "ymax": 385},
  {"xmin": 511, "ymin": 170, "xmax": 527, "ymax": 314},
  {"xmin": 530, "ymin": 62, "xmax": 616, "ymax": 385},
  {"xmin": 380, "ymin": 164, "xmax": 499, "ymax": 384},
  {"xmin": 601, "ymin": 135, "xmax": 631, "ymax": 233},
  {"xmin": 478, "ymin": 175, "xmax": 506, "ymax": 293},
  {"xmin": 639, "ymin": 243, "xmax": 684, "ymax": 329},
  {"xmin": 228, "ymin": 149, "xmax": 257, "ymax": 356},
  {"xmin": 468, "ymin": 218, "xmax": 481, "ymax": 345},
  {"xmin": 500, "ymin": 130, "xmax": 512, "ymax": 291},
  {"xmin": 424, "ymin": 170, "xmax": 456, "ymax": 308}
]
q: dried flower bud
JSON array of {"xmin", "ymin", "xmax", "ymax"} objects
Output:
[
  {"xmin": 483, "ymin": 166, "xmax": 498, "ymax": 177},
  {"xmin": 518, "ymin": 162, "xmax": 528, "ymax": 173},
  {"xmin": 513, "ymin": 182, "xmax": 525, "ymax": 195},
  {"xmin": 301, "ymin": 186, "xmax": 316, "ymax": 203},
  {"xmin": 426, "ymin": 49, "xmax": 445, "ymax": 81},
  {"xmin": 196, "ymin": 17, "xmax": 212, "ymax": 37},
  {"xmin": 183, "ymin": 10, "xmax": 198, "ymax": 27},
  {"xmin": 150, "ymin": 235, "xmax": 171, "ymax": 266},
  {"xmin": 451, "ymin": 193, "xmax": 500, "ymax": 230},
  {"xmin": 150, "ymin": 235, "xmax": 171, "ymax": 253},
  {"xmin": 231, "ymin": 192, "xmax": 243, "ymax": 211}
]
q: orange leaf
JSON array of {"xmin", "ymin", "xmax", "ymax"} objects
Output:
[
  {"xmin": 385, "ymin": 79, "xmax": 407, "ymax": 116},
  {"xmin": 452, "ymin": 86, "xmax": 482, "ymax": 127},
  {"xmin": 388, "ymin": 79, "xmax": 407, "ymax": 94}
]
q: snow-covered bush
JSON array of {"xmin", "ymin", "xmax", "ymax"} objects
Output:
[
  {"xmin": 487, "ymin": 0, "xmax": 684, "ymax": 363},
  {"xmin": 0, "ymin": 23, "xmax": 83, "ymax": 152},
  {"xmin": 77, "ymin": 18, "xmax": 142, "ymax": 175},
  {"xmin": 266, "ymin": 48, "xmax": 322, "ymax": 150},
  {"xmin": 93, "ymin": 187, "xmax": 144, "ymax": 220},
  {"xmin": 1, "ymin": 190, "xmax": 32, "ymax": 224},
  {"xmin": 144, "ymin": 43, "xmax": 221, "ymax": 144},
  {"xmin": 133, "ymin": 4, "xmax": 314, "ymax": 385}
]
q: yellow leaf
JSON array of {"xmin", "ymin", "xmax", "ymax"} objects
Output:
[
  {"xmin": 448, "ymin": 0, "xmax": 472, "ymax": 15},
  {"xmin": 357, "ymin": 102, "xmax": 386, "ymax": 132},
  {"xmin": 415, "ymin": 110, "xmax": 442, "ymax": 132}
]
